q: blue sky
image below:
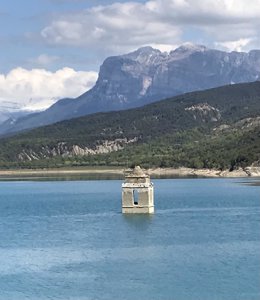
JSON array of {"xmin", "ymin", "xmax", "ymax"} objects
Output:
[
  {"xmin": 0, "ymin": 0, "xmax": 148, "ymax": 73},
  {"xmin": 0, "ymin": 0, "xmax": 260, "ymax": 111},
  {"xmin": 0, "ymin": 0, "xmax": 105, "ymax": 72}
]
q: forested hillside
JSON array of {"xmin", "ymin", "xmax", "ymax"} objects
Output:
[{"xmin": 0, "ymin": 82, "xmax": 259, "ymax": 170}]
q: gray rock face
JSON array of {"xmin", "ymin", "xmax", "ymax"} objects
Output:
[
  {"xmin": 17, "ymin": 138, "xmax": 138, "ymax": 161},
  {"xmin": 2, "ymin": 44, "xmax": 260, "ymax": 135}
]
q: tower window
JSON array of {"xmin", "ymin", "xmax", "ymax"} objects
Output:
[{"xmin": 133, "ymin": 189, "xmax": 139, "ymax": 205}]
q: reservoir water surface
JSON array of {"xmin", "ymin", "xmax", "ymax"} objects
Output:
[{"xmin": 0, "ymin": 178, "xmax": 259, "ymax": 300}]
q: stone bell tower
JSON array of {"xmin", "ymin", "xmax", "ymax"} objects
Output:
[{"xmin": 122, "ymin": 166, "xmax": 154, "ymax": 214}]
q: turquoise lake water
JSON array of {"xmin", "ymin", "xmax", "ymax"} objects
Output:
[{"xmin": 0, "ymin": 178, "xmax": 259, "ymax": 300}]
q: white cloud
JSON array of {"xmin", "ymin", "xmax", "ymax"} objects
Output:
[
  {"xmin": 215, "ymin": 38, "xmax": 253, "ymax": 52},
  {"xmin": 39, "ymin": 0, "xmax": 260, "ymax": 53},
  {"xmin": 41, "ymin": 1, "xmax": 181, "ymax": 52},
  {"xmin": 149, "ymin": 43, "xmax": 179, "ymax": 53},
  {"xmin": 0, "ymin": 68, "xmax": 98, "ymax": 111}
]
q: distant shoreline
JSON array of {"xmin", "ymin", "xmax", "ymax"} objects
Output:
[
  {"xmin": 148, "ymin": 167, "xmax": 260, "ymax": 178},
  {"xmin": 0, "ymin": 166, "xmax": 259, "ymax": 178}
]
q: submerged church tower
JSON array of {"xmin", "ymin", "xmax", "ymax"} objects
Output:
[{"xmin": 122, "ymin": 166, "xmax": 154, "ymax": 214}]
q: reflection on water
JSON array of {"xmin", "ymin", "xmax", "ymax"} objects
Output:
[
  {"xmin": 240, "ymin": 179, "xmax": 260, "ymax": 186},
  {"xmin": 123, "ymin": 214, "xmax": 154, "ymax": 230}
]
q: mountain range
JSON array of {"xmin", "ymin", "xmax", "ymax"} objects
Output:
[{"xmin": 1, "ymin": 43, "xmax": 260, "ymax": 136}]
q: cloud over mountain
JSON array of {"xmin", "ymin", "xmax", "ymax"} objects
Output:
[
  {"xmin": 41, "ymin": 1, "xmax": 181, "ymax": 53},
  {"xmin": 40, "ymin": 0, "xmax": 260, "ymax": 53},
  {"xmin": 0, "ymin": 67, "xmax": 97, "ymax": 111}
]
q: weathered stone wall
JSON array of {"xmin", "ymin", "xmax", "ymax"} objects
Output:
[{"xmin": 122, "ymin": 184, "xmax": 154, "ymax": 214}]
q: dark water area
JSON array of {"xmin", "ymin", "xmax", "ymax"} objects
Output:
[
  {"xmin": 0, "ymin": 178, "xmax": 259, "ymax": 300},
  {"xmin": 0, "ymin": 172, "xmax": 124, "ymax": 182},
  {"xmin": 241, "ymin": 179, "xmax": 260, "ymax": 186}
]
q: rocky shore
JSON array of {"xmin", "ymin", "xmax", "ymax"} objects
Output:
[{"xmin": 0, "ymin": 166, "xmax": 260, "ymax": 178}]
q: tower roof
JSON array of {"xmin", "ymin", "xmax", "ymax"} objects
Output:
[
  {"xmin": 133, "ymin": 166, "xmax": 144, "ymax": 175},
  {"xmin": 126, "ymin": 166, "xmax": 149, "ymax": 178}
]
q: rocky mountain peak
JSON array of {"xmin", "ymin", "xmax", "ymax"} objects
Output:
[
  {"xmin": 126, "ymin": 46, "xmax": 161, "ymax": 57},
  {"xmin": 177, "ymin": 42, "xmax": 207, "ymax": 52},
  {"xmin": 123, "ymin": 46, "xmax": 163, "ymax": 65},
  {"xmin": 170, "ymin": 43, "xmax": 208, "ymax": 60}
]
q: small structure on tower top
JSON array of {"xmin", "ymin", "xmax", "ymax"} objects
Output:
[{"xmin": 122, "ymin": 166, "xmax": 154, "ymax": 214}]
